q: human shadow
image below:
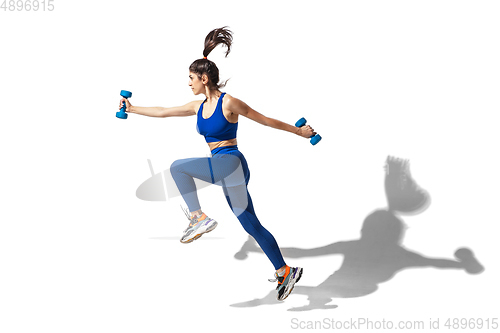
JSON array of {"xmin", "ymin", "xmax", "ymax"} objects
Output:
[{"xmin": 231, "ymin": 156, "xmax": 485, "ymax": 311}]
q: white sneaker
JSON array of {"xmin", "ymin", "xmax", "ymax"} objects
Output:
[{"xmin": 180, "ymin": 208, "xmax": 218, "ymax": 244}]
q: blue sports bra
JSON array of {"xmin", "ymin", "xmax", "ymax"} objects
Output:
[{"xmin": 196, "ymin": 93, "xmax": 238, "ymax": 143}]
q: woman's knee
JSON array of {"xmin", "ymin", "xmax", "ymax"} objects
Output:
[{"xmin": 170, "ymin": 159, "xmax": 186, "ymax": 176}]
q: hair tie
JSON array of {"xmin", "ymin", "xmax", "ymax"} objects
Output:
[{"xmin": 203, "ymin": 56, "xmax": 207, "ymax": 59}]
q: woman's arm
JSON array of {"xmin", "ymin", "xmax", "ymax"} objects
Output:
[
  {"xmin": 119, "ymin": 98, "xmax": 200, "ymax": 118},
  {"xmin": 225, "ymin": 95, "xmax": 316, "ymax": 138}
]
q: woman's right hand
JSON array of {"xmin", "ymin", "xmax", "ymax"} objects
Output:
[
  {"xmin": 298, "ymin": 125, "xmax": 316, "ymax": 139},
  {"xmin": 118, "ymin": 98, "xmax": 132, "ymax": 112}
]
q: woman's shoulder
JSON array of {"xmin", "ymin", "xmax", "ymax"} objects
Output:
[
  {"xmin": 221, "ymin": 93, "xmax": 241, "ymax": 120},
  {"xmin": 190, "ymin": 99, "xmax": 205, "ymax": 114},
  {"xmin": 222, "ymin": 93, "xmax": 243, "ymax": 108}
]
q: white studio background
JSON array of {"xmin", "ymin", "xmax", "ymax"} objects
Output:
[{"xmin": 1, "ymin": 0, "xmax": 499, "ymax": 332}]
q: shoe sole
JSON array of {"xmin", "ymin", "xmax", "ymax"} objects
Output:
[
  {"xmin": 279, "ymin": 267, "xmax": 303, "ymax": 301},
  {"xmin": 180, "ymin": 222, "xmax": 218, "ymax": 244}
]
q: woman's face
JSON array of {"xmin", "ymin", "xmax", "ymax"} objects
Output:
[{"xmin": 188, "ymin": 72, "xmax": 205, "ymax": 95}]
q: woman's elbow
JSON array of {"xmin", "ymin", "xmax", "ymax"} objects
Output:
[
  {"xmin": 261, "ymin": 117, "xmax": 274, "ymax": 127},
  {"xmin": 158, "ymin": 107, "xmax": 171, "ymax": 118}
]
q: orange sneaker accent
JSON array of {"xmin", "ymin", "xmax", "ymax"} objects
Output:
[
  {"xmin": 190, "ymin": 213, "xmax": 207, "ymax": 225},
  {"xmin": 278, "ymin": 266, "xmax": 291, "ymax": 285}
]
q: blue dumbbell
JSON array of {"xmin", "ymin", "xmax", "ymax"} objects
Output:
[
  {"xmin": 295, "ymin": 117, "xmax": 322, "ymax": 145},
  {"xmin": 116, "ymin": 90, "xmax": 132, "ymax": 119}
]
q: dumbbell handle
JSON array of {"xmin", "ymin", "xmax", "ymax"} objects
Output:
[
  {"xmin": 295, "ymin": 117, "xmax": 322, "ymax": 145},
  {"xmin": 295, "ymin": 117, "xmax": 312, "ymax": 137}
]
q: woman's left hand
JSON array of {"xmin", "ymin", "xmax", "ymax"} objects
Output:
[{"xmin": 298, "ymin": 125, "xmax": 316, "ymax": 138}]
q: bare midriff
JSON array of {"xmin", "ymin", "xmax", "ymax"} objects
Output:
[{"xmin": 208, "ymin": 138, "xmax": 238, "ymax": 151}]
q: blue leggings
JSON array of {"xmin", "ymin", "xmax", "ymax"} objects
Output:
[{"xmin": 169, "ymin": 145, "xmax": 286, "ymax": 270}]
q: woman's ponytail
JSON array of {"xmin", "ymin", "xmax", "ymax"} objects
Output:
[
  {"xmin": 189, "ymin": 27, "xmax": 233, "ymax": 90},
  {"xmin": 203, "ymin": 26, "xmax": 233, "ymax": 58}
]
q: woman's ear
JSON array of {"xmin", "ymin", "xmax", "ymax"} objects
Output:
[{"xmin": 202, "ymin": 74, "xmax": 209, "ymax": 85}]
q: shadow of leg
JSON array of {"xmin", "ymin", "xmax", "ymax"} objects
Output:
[
  {"xmin": 230, "ymin": 289, "xmax": 279, "ymax": 308},
  {"xmin": 234, "ymin": 236, "xmax": 261, "ymax": 260},
  {"xmin": 287, "ymin": 286, "xmax": 338, "ymax": 312}
]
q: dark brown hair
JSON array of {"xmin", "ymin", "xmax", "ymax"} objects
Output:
[{"xmin": 189, "ymin": 27, "xmax": 233, "ymax": 90}]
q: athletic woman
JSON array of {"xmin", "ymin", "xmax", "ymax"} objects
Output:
[{"xmin": 119, "ymin": 27, "xmax": 315, "ymax": 301}]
